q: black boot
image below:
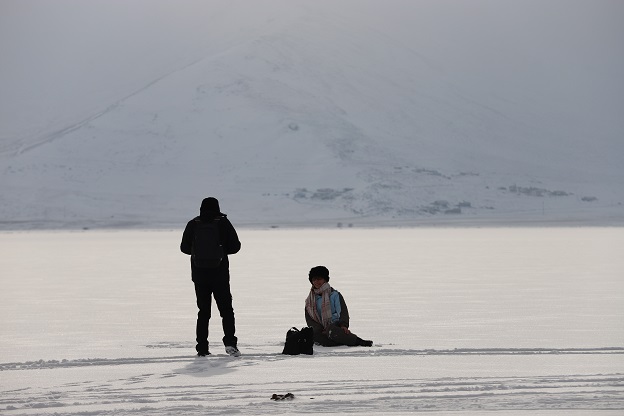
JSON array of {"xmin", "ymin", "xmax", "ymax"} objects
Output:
[
  {"xmin": 358, "ymin": 338, "xmax": 373, "ymax": 347},
  {"xmin": 196, "ymin": 342, "xmax": 210, "ymax": 356}
]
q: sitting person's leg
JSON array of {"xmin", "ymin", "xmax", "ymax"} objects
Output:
[
  {"xmin": 327, "ymin": 324, "xmax": 372, "ymax": 346},
  {"xmin": 311, "ymin": 326, "xmax": 339, "ymax": 346}
]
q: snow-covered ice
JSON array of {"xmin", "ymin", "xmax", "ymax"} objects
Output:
[{"xmin": 1, "ymin": 227, "xmax": 622, "ymax": 414}]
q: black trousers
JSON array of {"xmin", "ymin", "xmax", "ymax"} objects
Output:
[
  {"xmin": 194, "ymin": 277, "xmax": 237, "ymax": 350},
  {"xmin": 312, "ymin": 324, "xmax": 362, "ymax": 347}
]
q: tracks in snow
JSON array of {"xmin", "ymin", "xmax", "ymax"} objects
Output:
[
  {"xmin": 2, "ymin": 347, "xmax": 623, "ymax": 371},
  {"xmin": 1, "ymin": 371, "xmax": 623, "ymax": 414},
  {"xmin": 1, "ymin": 347, "xmax": 623, "ymax": 414}
]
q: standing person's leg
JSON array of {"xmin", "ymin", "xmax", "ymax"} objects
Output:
[
  {"xmin": 194, "ymin": 282, "xmax": 213, "ymax": 355},
  {"xmin": 212, "ymin": 276, "xmax": 237, "ymax": 348}
]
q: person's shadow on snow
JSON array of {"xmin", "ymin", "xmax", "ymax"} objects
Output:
[{"xmin": 175, "ymin": 356, "xmax": 237, "ymax": 377}]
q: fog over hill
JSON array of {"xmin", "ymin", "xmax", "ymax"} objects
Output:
[{"xmin": 1, "ymin": 0, "xmax": 623, "ymax": 229}]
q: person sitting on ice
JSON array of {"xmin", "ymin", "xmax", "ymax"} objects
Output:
[{"xmin": 304, "ymin": 266, "xmax": 373, "ymax": 347}]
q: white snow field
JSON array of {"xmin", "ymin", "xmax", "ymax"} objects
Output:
[{"xmin": 1, "ymin": 227, "xmax": 623, "ymax": 415}]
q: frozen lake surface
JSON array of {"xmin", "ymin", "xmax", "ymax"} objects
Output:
[{"xmin": 1, "ymin": 227, "xmax": 623, "ymax": 414}]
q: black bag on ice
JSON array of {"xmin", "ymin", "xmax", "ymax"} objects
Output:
[
  {"xmin": 282, "ymin": 328, "xmax": 301, "ymax": 355},
  {"xmin": 298, "ymin": 326, "xmax": 313, "ymax": 355},
  {"xmin": 282, "ymin": 326, "xmax": 314, "ymax": 355}
]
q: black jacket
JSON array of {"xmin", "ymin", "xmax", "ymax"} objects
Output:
[{"xmin": 180, "ymin": 212, "xmax": 241, "ymax": 281}]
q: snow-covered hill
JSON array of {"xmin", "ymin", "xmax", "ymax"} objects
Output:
[{"xmin": 1, "ymin": 0, "xmax": 623, "ymax": 229}]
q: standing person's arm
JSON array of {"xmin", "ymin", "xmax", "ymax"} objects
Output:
[
  {"xmin": 180, "ymin": 220, "xmax": 195, "ymax": 255},
  {"xmin": 221, "ymin": 217, "xmax": 241, "ymax": 255}
]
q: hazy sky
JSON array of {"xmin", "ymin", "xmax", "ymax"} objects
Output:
[{"xmin": 1, "ymin": 0, "xmax": 622, "ymax": 147}]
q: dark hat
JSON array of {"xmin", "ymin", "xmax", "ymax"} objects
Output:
[
  {"xmin": 308, "ymin": 265, "xmax": 330, "ymax": 283},
  {"xmin": 200, "ymin": 197, "xmax": 220, "ymax": 214}
]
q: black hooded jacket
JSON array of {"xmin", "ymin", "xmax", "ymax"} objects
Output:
[{"xmin": 180, "ymin": 200, "xmax": 241, "ymax": 281}]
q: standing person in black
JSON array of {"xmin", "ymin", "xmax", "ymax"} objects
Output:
[{"xmin": 181, "ymin": 197, "xmax": 242, "ymax": 357}]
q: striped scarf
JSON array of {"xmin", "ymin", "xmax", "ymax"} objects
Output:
[{"xmin": 305, "ymin": 282, "xmax": 333, "ymax": 329}]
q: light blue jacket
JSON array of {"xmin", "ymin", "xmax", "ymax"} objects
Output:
[
  {"xmin": 305, "ymin": 288, "xmax": 351, "ymax": 330},
  {"xmin": 315, "ymin": 290, "xmax": 342, "ymax": 324}
]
